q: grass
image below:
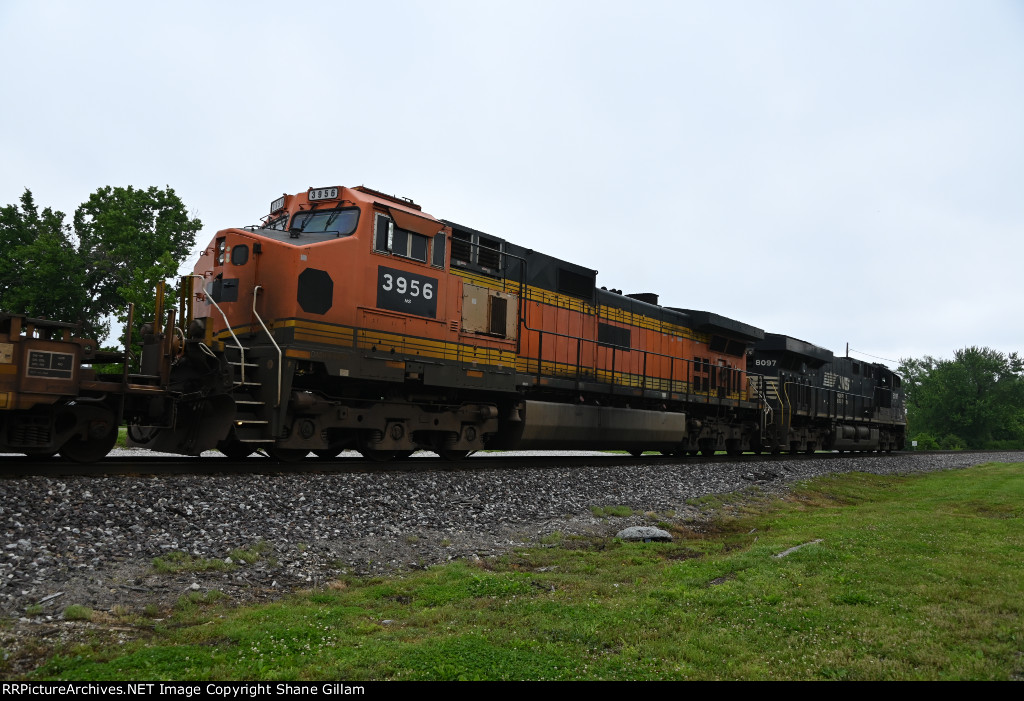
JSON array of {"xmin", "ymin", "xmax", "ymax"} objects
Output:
[
  {"xmin": 152, "ymin": 551, "xmax": 233, "ymax": 574},
  {"xmin": 229, "ymin": 541, "xmax": 274, "ymax": 565},
  {"xmin": 152, "ymin": 541, "xmax": 273, "ymax": 573},
  {"xmin": 175, "ymin": 590, "xmax": 229, "ymax": 615},
  {"xmin": 13, "ymin": 462, "xmax": 1024, "ymax": 680},
  {"xmin": 590, "ymin": 505, "xmax": 634, "ymax": 518},
  {"xmin": 61, "ymin": 605, "xmax": 95, "ymax": 622}
]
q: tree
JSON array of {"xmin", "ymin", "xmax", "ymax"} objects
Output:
[
  {"xmin": 898, "ymin": 347, "xmax": 1024, "ymax": 449},
  {"xmin": 0, "ymin": 186, "xmax": 201, "ymax": 343},
  {"xmin": 73, "ymin": 185, "xmax": 202, "ymax": 343},
  {"xmin": 0, "ymin": 190, "xmax": 89, "ymax": 325}
]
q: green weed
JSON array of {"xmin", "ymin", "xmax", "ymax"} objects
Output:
[
  {"xmin": 62, "ymin": 605, "xmax": 94, "ymax": 622},
  {"xmin": 590, "ymin": 505, "xmax": 634, "ymax": 518},
  {"xmin": 153, "ymin": 551, "xmax": 231, "ymax": 574},
  {"xmin": 229, "ymin": 541, "xmax": 273, "ymax": 565}
]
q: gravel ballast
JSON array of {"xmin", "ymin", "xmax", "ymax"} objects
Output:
[{"xmin": 2, "ymin": 450, "xmax": 1022, "ymax": 620}]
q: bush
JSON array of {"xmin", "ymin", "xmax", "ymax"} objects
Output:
[
  {"xmin": 908, "ymin": 433, "xmax": 966, "ymax": 451},
  {"xmin": 910, "ymin": 433, "xmax": 940, "ymax": 450},
  {"xmin": 938, "ymin": 434, "xmax": 964, "ymax": 451},
  {"xmin": 983, "ymin": 439, "xmax": 1024, "ymax": 450}
]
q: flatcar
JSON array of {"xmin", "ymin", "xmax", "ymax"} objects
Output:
[
  {"xmin": 0, "ymin": 312, "xmax": 165, "ymax": 462},
  {"xmin": 119, "ymin": 184, "xmax": 905, "ymax": 461}
]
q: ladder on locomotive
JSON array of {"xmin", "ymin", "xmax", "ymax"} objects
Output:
[
  {"xmin": 224, "ymin": 343, "xmax": 275, "ymax": 448},
  {"xmin": 746, "ymin": 375, "xmax": 776, "ymax": 439},
  {"xmin": 203, "ymin": 282, "xmax": 283, "ymax": 450}
]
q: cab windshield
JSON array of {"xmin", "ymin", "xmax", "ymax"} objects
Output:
[{"xmin": 290, "ymin": 208, "xmax": 359, "ymax": 236}]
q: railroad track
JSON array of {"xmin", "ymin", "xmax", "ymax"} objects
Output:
[{"xmin": 0, "ymin": 449, "xmax": 930, "ymax": 477}]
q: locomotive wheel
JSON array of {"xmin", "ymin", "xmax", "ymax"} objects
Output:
[
  {"xmin": 699, "ymin": 448, "xmax": 715, "ymax": 457},
  {"xmin": 268, "ymin": 448, "xmax": 309, "ymax": 463},
  {"xmin": 314, "ymin": 439, "xmax": 357, "ymax": 459},
  {"xmin": 218, "ymin": 440, "xmax": 256, "ymax": 460},
  {"xmin": 22, "ymin": 449, "xmax": 58, "ymax": 459},
  {"xmin": 358, "ymin": 449, "xmax": 397, "ymax": 462},
  {"xmin": 60, "ymin": 425, "xmax": 118, "ymax": 464},
  {"xmin": 438, "ymin": 450, "xmax": 469, "ymax": 461},
  {"xmin": 628, "ymin": 449, "xmax": 645, "ymax": 457},
  {"xmin": 395, "ymin": 450, "xmax": 417, "ymax": 460}
]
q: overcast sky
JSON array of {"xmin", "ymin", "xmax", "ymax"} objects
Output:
[{"xmin": 2, "ymin": 0, "xmax": 1021, "ymax": 368}]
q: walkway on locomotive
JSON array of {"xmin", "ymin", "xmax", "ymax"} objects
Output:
[{"xmin": 194, "ymin": 186, "xmax": 765, "ymax": 409}]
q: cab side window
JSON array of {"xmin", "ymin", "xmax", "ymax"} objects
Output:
[{"xmin": 374, "ymin": 213, "xmax": 429, "ymax": 263}]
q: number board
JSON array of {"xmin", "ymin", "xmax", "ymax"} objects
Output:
[
  {"xmin": 26, "ymin": 350, "xmax": 74, "ymax": 379},
  {"xmin": 377, "ymin": 266, "xmax": 438, "ymax": 318},
  {"xmin": 308, "ymin": 187, "xmax": 339, "ymax": 201}
]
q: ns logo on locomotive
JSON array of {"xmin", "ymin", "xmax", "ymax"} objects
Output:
[{"xmin": 0, "ymin": 185, "xmax": 906, "ymax": 462}]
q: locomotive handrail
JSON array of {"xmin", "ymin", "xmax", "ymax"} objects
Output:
[
  {"xmin": 780, "ymin": 379, "xmax": 792, "ymax": 431},
  {"xmin": 189, "ymin": 274, "xmax": 248, "ymax": 388},
  {"xmin": 121, "ymin": 302, "xmax": 134, "ymax": 420},
  {"xmin": 252, "ymin": 285, "xmax": 283, "ymax": 408},
  {"xmin": 780, "ymin": 380, "xmax": 874, "ymax": 420},
  {"xmin": 508, "ymin": 270, "xmax": 756, "ymax": 409},
  {"xmin": 746, "ymin": 375, "xmax": 773, "ymax": 429},
  {"xmin": 515, "ymin": 317, "xmax": 753, "ymax": 410}
]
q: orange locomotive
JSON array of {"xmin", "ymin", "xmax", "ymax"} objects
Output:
[{"xmin": 129, "ymin": 185, "xmax": 765, "ymax": 460}]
